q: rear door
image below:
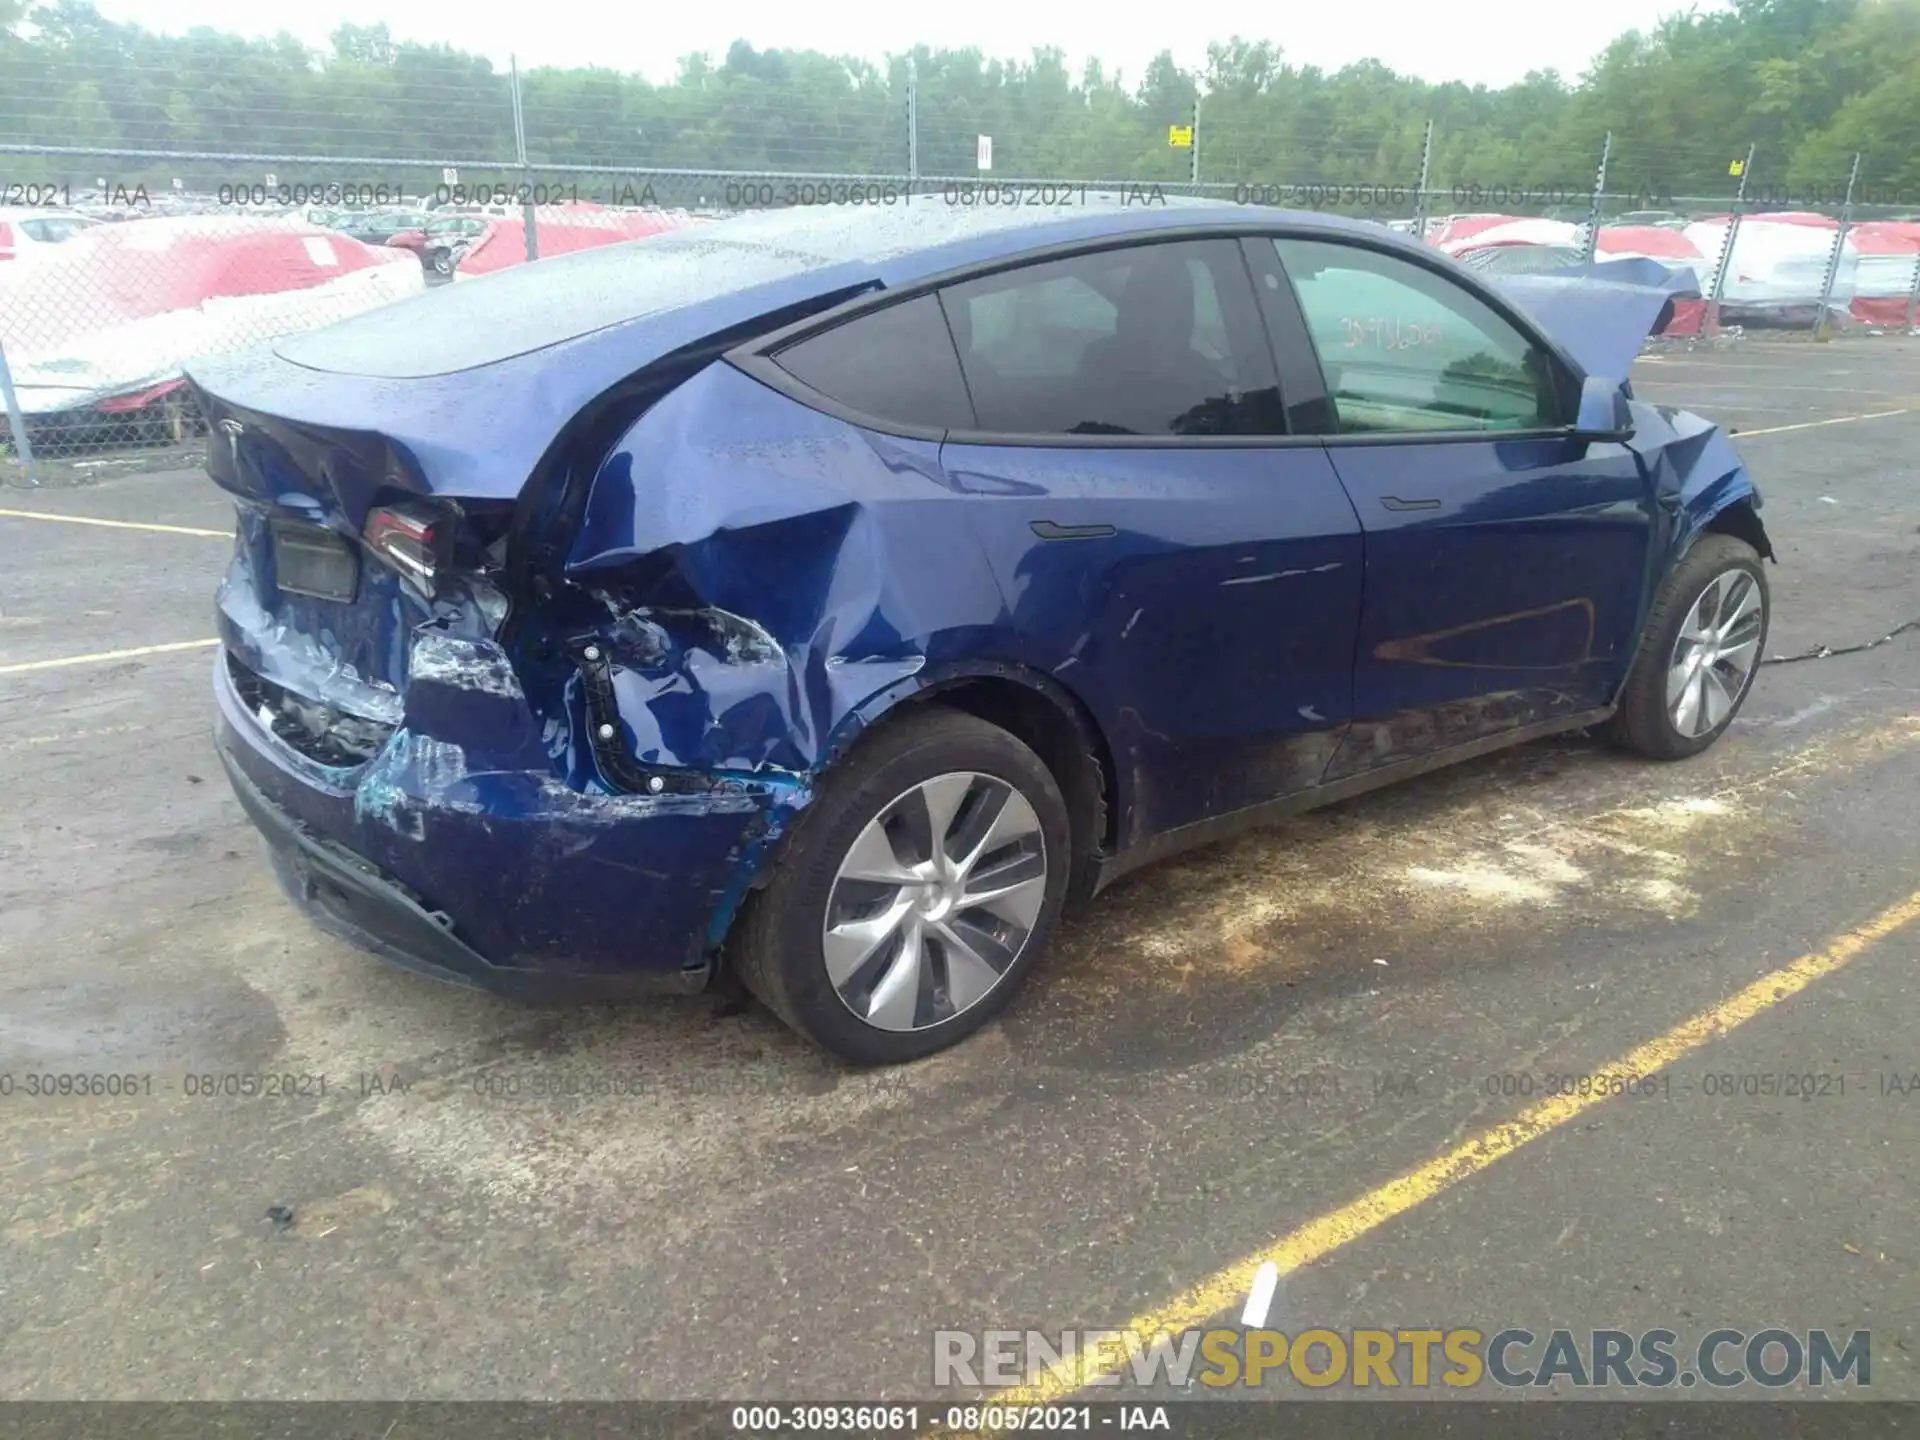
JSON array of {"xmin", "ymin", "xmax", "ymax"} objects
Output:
[
  {"xmin": 929, "ymin": 237, "xmax": 1364, "ymax": 846},
  {"xmin": 1263, "ymin": 234, "xmax": 1654, "ymax": 781}
]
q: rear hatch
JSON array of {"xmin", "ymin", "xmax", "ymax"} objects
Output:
[
  {"xmin": 200, "ymin": 397, "xmax": 514, "ymax": 767},
  {"xmin": 190, "ymin": 225, "xmax": 887, "ymax": 768}
]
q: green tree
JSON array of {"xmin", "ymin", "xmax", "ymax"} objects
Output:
[{"xmin": 5, "ymin": 0, "xmax": 1919, "ymax": 211}]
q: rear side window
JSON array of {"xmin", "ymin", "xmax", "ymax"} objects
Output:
[
  {"xmin": 938, "ymin": 239, "xmax": 1287, "ymax": 437},
  {"xmin": 771, "ymin": 293, "xmax": 976, "ymax": 431}
]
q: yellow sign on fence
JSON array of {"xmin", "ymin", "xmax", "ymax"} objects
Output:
[{"xmin": 1169, "ymin": 125, "xmax": 1194, "ymax": 148}]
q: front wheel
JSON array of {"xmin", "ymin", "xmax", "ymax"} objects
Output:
[
  {"xmin": 731, "ymin": 706, "xmax": 1070, "ymax": 1065},
  {"xmin": 1610, "ymin": 532, "xmax": 1770, "ymax": 760}
]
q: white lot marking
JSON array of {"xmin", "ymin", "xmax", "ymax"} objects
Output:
[
  {"xmin": 0, "ymin": 638, "xmax": 220, "ymax": 675},
  {"xmin": 1241, "ymin": 1261, "xmax": 1280, "ymax": 1327},
  {"xmin": 1738, "ymin": 407, "xmax": 1914, "ymax": 437}
]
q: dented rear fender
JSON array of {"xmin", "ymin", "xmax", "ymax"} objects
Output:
[{"xmin": 539, "ymin": 364, "xmax": 1014, "ymax": 781}]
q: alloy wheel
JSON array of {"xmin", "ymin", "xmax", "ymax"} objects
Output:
[
  {"xmin": 823, "ymin": 772, "xmax": 1048, "ymax": 1032},
  {"xmin": 1666, "ymin": 567, "xmax": 1765, "ymax": 738}
]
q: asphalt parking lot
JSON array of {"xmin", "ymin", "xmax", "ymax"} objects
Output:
[{"xmin": 3, "ymin": 338, "xmax": 1919, "ymax": 1411}]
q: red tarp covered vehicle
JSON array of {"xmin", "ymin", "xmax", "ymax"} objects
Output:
[
  {"xmin": 1848, "ymin": 221, "xmax": 1920, "ymax": 327},
  {"xmin": 0, "ymin": 215, "xmax": 425, "ymax": 420},
  {"xmin": 448, "ymin": 208, "xmax": 697, "ymax": 279}
]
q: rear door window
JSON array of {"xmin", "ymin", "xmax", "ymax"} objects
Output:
[
  {"xmin": 938, "ymin": 239, "xmax": 1287, "ymax": 437},
  {"xmin": 770, "ymin": 293, "xmax": 976, "ymax": 432}
]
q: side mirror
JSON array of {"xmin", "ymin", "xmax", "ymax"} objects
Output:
[{"xmin": 1572, "ymin": 375, "xmax": 1635, "ymax": 441}]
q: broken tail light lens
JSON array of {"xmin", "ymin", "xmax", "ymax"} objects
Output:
[{"xmin": 365, "ymin": 502, "xmax": 448, "ymax": 593}]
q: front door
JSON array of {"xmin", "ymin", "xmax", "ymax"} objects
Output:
[{"xmin": 1264, "ymin": 234, "xmax": 1654, "ymax": 780}]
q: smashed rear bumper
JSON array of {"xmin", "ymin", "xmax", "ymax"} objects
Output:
[
  {"xmin": 213, "ymin": 650, "xmax": 795, "ymax": 1002},
  {"xmin": 216, "ymin": 743, "xmax": 701, "ymax": 1000}
]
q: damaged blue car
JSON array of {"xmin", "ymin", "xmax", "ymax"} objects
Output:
[{"xmin": 194, "ymin": 202, "xmax": 1773, "ymax": 1064}]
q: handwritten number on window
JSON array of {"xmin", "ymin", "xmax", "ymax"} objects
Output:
[{"xmin": 1339, "ymin": 316, "xmax": 1443, "ymax": 351}]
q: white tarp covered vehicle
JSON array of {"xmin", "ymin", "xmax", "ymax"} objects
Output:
[
  {"xmin": 0, "ymin": 215, "xmax": 425, "ymax": 418},
  {"xmin": 1682, "ymin": 213, "xmax": 1860, "ymax": 323}
]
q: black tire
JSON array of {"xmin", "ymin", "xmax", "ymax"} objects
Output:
[
  {"xmin": 1609, "ymin": 532, "xmax": 1769, "ymax": 760},
  {"xmin": 731, "ymin": 705, "xmax": 1071, "ymax": 1065}
]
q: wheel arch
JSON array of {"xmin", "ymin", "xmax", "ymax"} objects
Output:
[
  {"xmin": 848, "ymin": 662, "xmax": 1115, "ymax": 903},
  {"xmin": 1613, "ymin": 497, "xmax": 1773, "ymax": 714},
  {"xmin": 726, "ymin": 660, "xmax": 1119, "ymax": 938},
  {"xmin": 1698, "ymin": 495, "xmax": 1774, "ymax": 563}
]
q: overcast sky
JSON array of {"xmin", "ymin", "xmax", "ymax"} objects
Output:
[{"xmin": 86, "ymin": 0, "xmax": 1715, "ymax": 89}]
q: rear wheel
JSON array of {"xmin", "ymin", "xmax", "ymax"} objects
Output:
[
  {"xmin": 732, "ymin": 706, "xmax": 1069, "ymax": 1064},
  {"xmin": 1610, "ymin": 533, "xmax": 1769, "ymax": 760}
]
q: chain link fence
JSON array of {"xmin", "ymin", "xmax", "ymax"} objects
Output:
[{"xmin": 3, "ymin": 43, "xmax": 1918, "ymax": 474}]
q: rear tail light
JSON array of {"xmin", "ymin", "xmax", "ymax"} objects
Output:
[
  {"xmin": 0, "ymin": 222, "xmax": 14, "ymax": 260},
  {"xmin": 364, "ymin": 502, "xmax": 449, "ymax": 593}
]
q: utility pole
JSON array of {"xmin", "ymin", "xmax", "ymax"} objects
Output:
[
  {"xmin": 906, "ymin": 57, "xmax": 918, "ymax": 203},
  {"xmin": 1813, "ymin": 152, "xmax": 1861, "ymax": 341},
  {"xmin": 1412, "ymin": 118, "xmax": 1434, "ymax": 240},
  {"xmin": 1706, "ymin": 143, "xmax": 1755, "ymax": 339},
  {"xmin": 511, "ymin": 55, "xmax": 536, "ymax": 261},
  {"xmin": 1191, "ymin": 96, "xmax": 1201, "ymax": 189},
  {"xmin": 1578, "ymin": 132, "xmax": 1612, "ymax": 266}
]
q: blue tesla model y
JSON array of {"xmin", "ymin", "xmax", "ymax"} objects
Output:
[{"xmin": 193, "ymin": 200, "xmax": 1772, "ymax": 1063}]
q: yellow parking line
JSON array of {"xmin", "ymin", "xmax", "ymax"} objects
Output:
[
  {"xmin": 989, "ymin": 884, "xmax": 1920, "ymax": 1405},
  {"xmin": 1738, "ymin": 407, "xmax": 1914, "ymax": 437},
  {"xmin": 0, "ymin": 507, "xmax": 228, "ymax": 539},
  {"xmin": 0, "ymin": 638, "xmax": 220, "ymax": 676}
]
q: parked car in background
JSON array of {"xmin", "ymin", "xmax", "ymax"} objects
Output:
[
  {"xmin": 333, "ymin": 210, "xmax": 435, "ymax": 246},
  {"xmin": 1613, "ymin": 210, "xmax": 1689, "ymax": 230},
  {"xmin": 1, "ymin": 215, "xmax": 424, "ymax": 436},
  {"xmin": 386, "ymin": 215, "xmax": 490, "ymax": 276},
  {"xmin": 1453, "ymin": 240, "xmax": 1583, "ymax": 274},
  {"xmin": 446, "ymin": 207, "xmax": 694, "ymax": 277},
  {"xmin": 1420, "ymin": 213, "xmax": 1519, "ymax": 248},
  {"xmin": 192, "ymin": 202, "xmax": 1773, "ymax": 1064},
  {"xmin": 0, "ymin": 207, "xmax": 101, "ymax": 263}
]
